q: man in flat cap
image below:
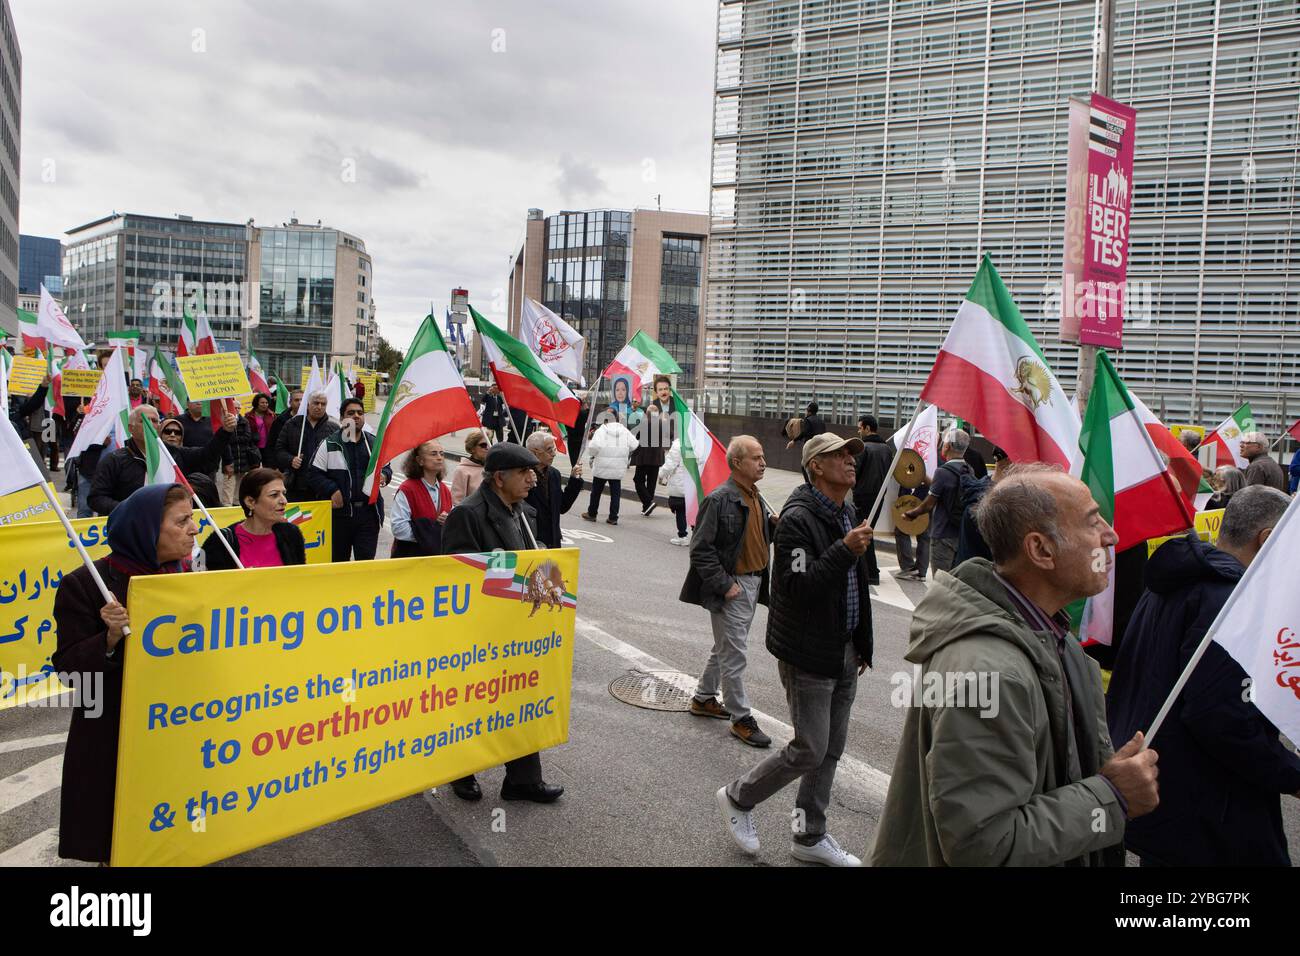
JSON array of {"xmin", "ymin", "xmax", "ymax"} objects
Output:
[
  {"xmin": 715, "ymin": 432, "xmax": 872, "ymax": 866},
  {"xmin": 441, "ymin": 442, "xmax": 564, "ymax": 804}
]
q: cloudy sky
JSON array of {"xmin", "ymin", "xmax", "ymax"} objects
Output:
[{"xmin": 11, "ymin": 0, "xmax": 716, "ymax": 348}]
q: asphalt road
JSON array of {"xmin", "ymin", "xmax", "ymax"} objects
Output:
[{"xmin": 4, "ymin": 452, "xmax": 1299, "ymax": 867}]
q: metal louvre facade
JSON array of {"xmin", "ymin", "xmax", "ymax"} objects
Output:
[{"xmin": 708, "ymin": 0, "xmax": 1300, "ymax": 432}]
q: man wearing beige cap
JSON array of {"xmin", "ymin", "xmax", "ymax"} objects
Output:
[
  {"xmin": 716, "ymin": 432, "xmax": 874, "ymax": 866},
  {"xmin": 1240, "ymin": 432, "xmax": 1288, "ymax": 492}
]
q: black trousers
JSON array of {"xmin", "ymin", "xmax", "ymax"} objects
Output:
[
  {"xmin": 587, "ymin": 478, "xmax": 621, "ymax": 519},
  {"xmin": 865, "ymin": 537, "xmax": 879, "ymax": 582},
  {"xmin": 333, "ymin": 505, "xmax": 381, "ymax": 562},
  {"xmin": 669, "ymin": 496, "xmax": 688, "ymax": 536},
  {"xmin": 633, "ymin": 465, "xmax": 657, "ymax": 508},
  {"xmin": 456, "ymin": 752, "xmax": 542, "ymax": 787}
]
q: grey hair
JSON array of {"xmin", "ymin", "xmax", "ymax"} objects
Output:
[
  {"xmin": 1214, "ymin": 465, "xmax": 1245, "ymax": 496},
  {"xmin": 307, "ymin": 390, "xmax": 328, "ymax": 403},
  {"xmin": 974, "ymin": 462, "xmax": 1067, "ymax": 563},
  {"xmin": 525, "ymin": 431, "xmax": 555, "ymax": 454},
  {"xmin": 726, "ymin": 435, "xmax": 758, "ymax": 467},
  {"xmin": 1240, "ymin": 431, "xmax": 1265, "ymax": 445},
  {"xmin": 1219, "ymin": 485, "xmax": 1290, "ymax": 549},
  {"xmin": 128, "ymin": 404, "xmax": 158, "ymax": 427},
  {"xmin": 945, "ymin": 428, "xmax": 971, "ymax": 454}
]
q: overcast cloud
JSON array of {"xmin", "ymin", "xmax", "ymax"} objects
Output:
[{"xmin": 10, "ymin": 0, "xmax": 716, "ymax": 348}]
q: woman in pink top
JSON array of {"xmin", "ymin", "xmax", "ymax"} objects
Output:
[
  {"xmin": 199, "ymin": 468, "xmax": 307, "ymax": 570},
  {"xmin": 247, "ymin": 392, "xmax": 276, "ymax": 451}
]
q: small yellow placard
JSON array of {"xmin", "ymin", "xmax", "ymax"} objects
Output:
[
  {"xmin": 177, "ymin": 352, "xmax": 253, "ymax": 402},
  {"xmin": 60, "ymin": 368, "xmax": 104, "ymax": 397},
  {"xmin": 6, "ymin": 355, "xmax": 47, "ymax": 395}
]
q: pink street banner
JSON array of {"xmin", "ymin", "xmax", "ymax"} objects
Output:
[{"xmin": 1061, "ymin": 93, "xmax": 1137, "ymax": 349}]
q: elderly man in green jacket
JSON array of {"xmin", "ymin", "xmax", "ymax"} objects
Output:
[{"xmin": 870, "ymin": 464, "xmax": 1160, "ymax": 867}]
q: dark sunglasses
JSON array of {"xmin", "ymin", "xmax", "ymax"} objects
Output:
[
  {"xmin": 161, "ymin": 428, "xmax": 182, "ymax": 437},
  {"xmin": 477, "ymin": 442, "xmax": 489, "ymax": 448}
]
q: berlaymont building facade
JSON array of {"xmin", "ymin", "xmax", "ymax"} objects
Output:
[{"xmin": 705, "ymin": 0, "xmax": 1300, "ymax": 433}]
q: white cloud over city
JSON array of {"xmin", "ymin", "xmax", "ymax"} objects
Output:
[{"xmin": 10, "ymin": 0, "xmax": 715, "ymax": 347}]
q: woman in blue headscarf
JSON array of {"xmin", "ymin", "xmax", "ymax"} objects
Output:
[{"xmin": 51, "ymin": 483, "xmax": 198, "ymax": 864}]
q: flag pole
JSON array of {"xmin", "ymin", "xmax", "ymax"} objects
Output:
[
  {"xmin": 867, "ymin": 398, "xmax": 928, "ymax": 527},
  {"xmin": 499, "ymin": 395, "xmax": 525, "ymax": 445},
  {"xmin": 191, "ymin": 492, "xmax": 244, "ymax": 569},
  {"xmin": 1142, "ymin": 494, "xmax": 1300, "ymax": 748},
  {"xmin": 34, "ymin": 481, "xmax": 130, "ymax": 637}
]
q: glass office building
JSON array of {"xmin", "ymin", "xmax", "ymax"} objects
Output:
[
  {"xmin": 249, "ymin": 222, "xmax": 375, "ymax": 383},
  {"xmin": 708, "ymin": 0, "xmax": 1300, "ymax": 431},
  {"xmin": 501, "ymin": 207, "xmax": 709, "ymax": 389},
  {"xmin": 62, "ymin": 213, "xmax": 249, "ymax": 347},
  {"xmin": 18, "ymin": 234, "xmax": 61, "ymax": 295},
  {"xmin": 542, "ymin": 210, "xmax": 633, "ymax": 384}
]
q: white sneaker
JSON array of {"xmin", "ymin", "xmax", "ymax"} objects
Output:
[
  {"xmin": 669, "ymin": 534, "xmax": 688, "ymax": 546},
  {"xmin": 716, "ymin": 786, "xmax": 759, "ymax": 855},
  {"xmin": 791, "ymin": 833, "xmax": 861, "ymax": 867}
]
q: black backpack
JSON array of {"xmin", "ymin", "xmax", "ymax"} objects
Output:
[{"xmin": 954, "ymin": 471, "xmax": 991, "ymax": 532}]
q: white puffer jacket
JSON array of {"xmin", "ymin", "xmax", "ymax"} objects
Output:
[
  {"xmin": 658, "ymin": 439, "xmax": 689, "ymax": 497},
  {"xmin": 582, "ymin": 421, "xmax": 640, "ymax": 480}
]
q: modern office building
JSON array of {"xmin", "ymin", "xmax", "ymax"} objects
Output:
[
  {"xmin": 62, "ymin": 212, "xmax": 251, "ymax": 348},
  {"xmin": 497, "ymin": 206, "xmax": 710, "ymax": 389},
  {"xmin": 0, "ymin": 0, "xmax": 20, "ymax": 337},
  {"xmin": 59, "ymin": 213, "xmax": 378, "ymax": 377},
  {"xmin": 18, "ymin": 234, "xmax": 61, "ymax": 295},
  {"xmin": 247, "ymin": 219, "xmax": 379, "ymax": 382},
  {"xmin": 708, "ymin": 0, "xmax": 1300, "ymax": 431}
]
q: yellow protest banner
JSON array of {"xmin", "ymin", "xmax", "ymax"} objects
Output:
[
  {"xmin": 110, "ymin": 548, "xmax": 579, "ymax": 866},
  {"xmin": 7, "ymin": 355, "xmax": 47, "ymax": 395},
  {"xmin": 60, "ymin": 368, "xmax": 104, "ymax": 397},
  {"xmin": 176, "ymin": 352, "xmax": 253, "ymax": 402},
  {"xmin": 0, "ymin": 484, "xmax": 61, "ymax": 529},
  {"xmin": 1146, "ymin": 508, "xmax": 1224, "ymax": 557},
  {"xmin": 354, "ymin": 368, "xmax": 378, "ymax": 412},
  {"xmin": 0, "ymin": 501, "xmax": 333, "ymax": 710}
]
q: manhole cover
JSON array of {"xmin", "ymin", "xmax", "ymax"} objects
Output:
[{"xmin": 609, "ymin": 670, "xmax": 694, "ymax": 712}]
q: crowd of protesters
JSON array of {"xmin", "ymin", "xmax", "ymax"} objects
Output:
[{"xmin": 25, "ymin": 359, "xmax": 1300, "ymax": 869}]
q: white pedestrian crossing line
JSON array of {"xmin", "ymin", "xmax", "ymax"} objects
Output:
[
  {"xmin": 0, "ymin": 827, "xmax": 85, "ymax": 867},
  {"xmin": 0, "ymin": 733, "xmax": 68, "ymax": 756},
  {"xmin": 0, "ymin": 754, "xmax": 63, "ymax": 815},
  {"xmin": 575, "ymin": 618, "xmax": 892, "ymax": 806}
]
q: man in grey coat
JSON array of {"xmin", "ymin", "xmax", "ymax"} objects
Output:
[
  {"xmin": 679, "ymin": 435, "xmax": 776, "ymax": 748},
  {"xmin": 1240, "ymin": 432, "xmax": 1288, "ymax": 492},
  {"xmin": 871, "ymin": 464, "xmax": 1161, "ymax": 866}
]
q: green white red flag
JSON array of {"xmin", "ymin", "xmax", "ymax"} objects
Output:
[
  {"xmin": 470, "ymin": 305, "xmax": 579, "ymax": 426},
  {"xmin": 603, "ymin": 330, "xmax": 682, "ymax": 389},
  {"xmin": 921, "ymin": 256, "xmax": 1080, "ymax": 469},
  {"xmin": 1074, "ymin": 351, "xmax": 1195, "ymax": 645},
  {"xmin": 670, "ymin": 388, "xmax": 729, "ymax": 524},
  {"xmin": 140, "ymin": 414, "xmax": 193, "ymax": 492},
  {"xmin": 1204, "ymin": 403, "xmax": 1255, "ymax": 468},
  {"xmin": 364, "ymin": 315, "xmax": 480, "ymax": 502},
  {"xmin": 248, "ymin": 350, "xmax": 271, "ymax": 395}
]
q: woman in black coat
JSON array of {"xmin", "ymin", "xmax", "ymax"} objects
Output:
[{"xmin": 51, "ymin": 483, "xmax": 199, "ymax": 863}]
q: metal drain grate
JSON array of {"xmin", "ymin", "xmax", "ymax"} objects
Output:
[{"xmin": 608, "ymin": 670, "xmax": 694, "ymax": 712}]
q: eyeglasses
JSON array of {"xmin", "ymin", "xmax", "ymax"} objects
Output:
[
  {"xmin": 477, "ymin": 442, "xmax": 489, "ymax": 449},
  {"xmin": 161, "ymin": 429, "xmax": 182, "ymax": 437}
]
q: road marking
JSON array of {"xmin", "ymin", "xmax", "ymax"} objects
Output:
[
  {"xmin": 871, "ymin": 570, "xmax": 916, "ymax": 612},
  {"xmin": 0, "ymin": 754, "xmax": 63, "ymax": 815},
  {"xmin": 0, "ymin": 733, "xmax": 67, "ymax": 756},
  {"xmin": 0, "ymin": 827, "xmax": 82, "ymax": 867},
  {"xmin": 574, "ymin": 619, "xmax": 892, "ymax": 806}
]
